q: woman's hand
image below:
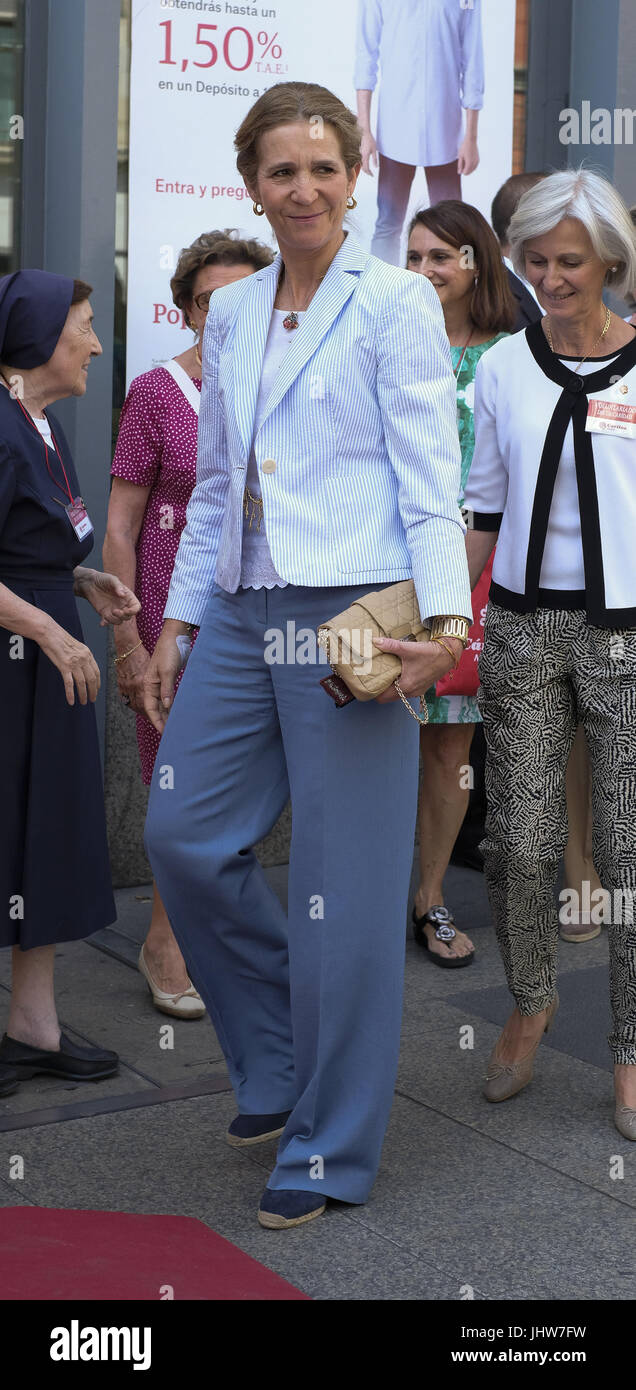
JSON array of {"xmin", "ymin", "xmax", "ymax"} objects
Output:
[
  {"xmin": 372, "ymin": 636, "xmax": 462, "ymax": 703},
  {"xmin": 457, "ymin": 134, "xmax": 479, "ymax": 176},
  {"xmin": 360, "ymin": 127, "xmax": 378, "ymax": 176},
  {"xmin": 74, "ymin": 568, "xmax": 140, "ymax": 626},
  {"xmin": 38, "ymin": 616, "xmax": 101, "ymax": 706},
  {"xmin": 116, "ymin": 641, "xmax": 151, "ymax": 716},
  {"xmin": 142, "ymin": 621, "xmax": 189, "ymax": 733}
]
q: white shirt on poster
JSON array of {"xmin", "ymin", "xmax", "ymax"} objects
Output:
[{"xmin": 354, "ymin": 0, "xmax": 484, "ymax": 167}]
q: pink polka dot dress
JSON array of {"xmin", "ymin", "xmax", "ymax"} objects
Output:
[{"xmin": 111, "ymin": 366, "xmax": 201, "ymax": 784}]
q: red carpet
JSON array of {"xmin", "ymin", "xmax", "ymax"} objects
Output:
[{"xmin": 1, "ymin": 1207, "xmax": 310, "ymax": 1300}]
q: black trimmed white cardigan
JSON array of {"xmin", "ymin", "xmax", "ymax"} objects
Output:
[{"xmin": 463, "ymin": 320, "xmax": 636, "ymax": 628}]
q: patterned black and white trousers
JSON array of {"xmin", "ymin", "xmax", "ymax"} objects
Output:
[{"xmin": 477, "ymin": 603, "xmax": 636, "ymax": 1064}]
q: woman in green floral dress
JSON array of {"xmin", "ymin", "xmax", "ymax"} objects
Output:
[{"xmin": 406, "ymin": 201, "xmax": 516, "ymax": 965}]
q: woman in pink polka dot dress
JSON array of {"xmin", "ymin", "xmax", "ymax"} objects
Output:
[{"xmin": 103, "ymin": 231, "xmax": 273, "ymax": 1016}]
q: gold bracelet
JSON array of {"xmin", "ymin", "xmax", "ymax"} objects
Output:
[
  {"xmin": 431, "ymin": 635, "xmax": 461, "ymax": 669},
  {"xmin": 430, "ymin": 615, "xmax": 470, "ymax": 648},
  {"xmin": 114, "ymin": 639, "xmax": 142, "ymax": 666}
]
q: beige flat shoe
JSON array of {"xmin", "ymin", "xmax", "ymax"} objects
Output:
[
  {"xmin": 614, "ymin": 1106, "xmax": 636, "ymax": 1141},
  {"xmin": 483, "ymin": 993, "xmax": 559, "ymax": 1103},
  {"xmin": 559, "ymin": 917, "xmax": 602, "ymax": 943},
  {"xmin": 138, "ymin": 945, "xmax": 206, "ymax": 1019}
]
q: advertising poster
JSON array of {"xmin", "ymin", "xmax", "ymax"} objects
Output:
[{"xmin": 127, "ymin": 0, "xmax": 516, "ymax": 384}]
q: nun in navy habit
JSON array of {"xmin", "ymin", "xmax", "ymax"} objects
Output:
[{"xmin": 0, "ymin": 270, "xmax": 139, "ymax": 1097}]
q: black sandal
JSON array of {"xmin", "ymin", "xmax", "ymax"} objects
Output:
[{"xmin": 411, "ymin": 905, "xmax": 474, "ymax": 969}]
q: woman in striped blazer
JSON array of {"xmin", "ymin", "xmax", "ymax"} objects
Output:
[{"xmin": 143, "ymin": 81, "xmax": 473, "ymax": 1229}]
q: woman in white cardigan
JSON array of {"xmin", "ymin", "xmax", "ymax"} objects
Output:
[{"xmin": 464, "ymin": 169, "xmax": 636, "ymax": 1138}]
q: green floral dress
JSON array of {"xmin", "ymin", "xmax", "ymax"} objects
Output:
[{"xmin": 424, "ymin": 333, "xmax": 509, "ymax": 725}]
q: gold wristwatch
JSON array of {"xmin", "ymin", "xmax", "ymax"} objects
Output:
[{"xmin": 429, "ymin": 615, "xmax": 470, "ymax": 648}]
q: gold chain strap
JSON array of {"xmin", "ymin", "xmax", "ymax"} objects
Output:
[
  {"xmin": 318, "ymin": 628, "xmax": 430, "ymax": 725},
  {"xmin": 393, "ymin": 680, "xmax": 429, "ymax": 725}
]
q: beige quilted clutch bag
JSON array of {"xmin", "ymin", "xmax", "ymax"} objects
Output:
[{"xmin": 317, "ymin": 580, "xmax": 431, "ymax": 724}]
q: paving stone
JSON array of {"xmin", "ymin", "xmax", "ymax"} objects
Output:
[
  {"xmin": 396, "ymin": 1004, "xmax": 636, "ymax": 1205},
  {"xmin": 451, "ymin": 964, "xmax": 614, "ymax": 1071},
  {"xmin": 352, "ymin": 1094, "xmax": 636, "ymax": 1301},
  {"xmin": 1, "ymin": 863, "xmax": 632, "ymax": 1301},
  {"xmin": 0, "ymin": 1096, "xmax": 480, "ymax": 1301}
]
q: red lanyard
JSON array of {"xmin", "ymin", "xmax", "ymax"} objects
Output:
[{"xmin": 14, "ymin": 393, "xmax": 75, "ymax": 504}]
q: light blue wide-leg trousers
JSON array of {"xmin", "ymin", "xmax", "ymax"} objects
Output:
[{"xmin": 145, "ymin": 582, "xmax": 420, "ymax": 1203}]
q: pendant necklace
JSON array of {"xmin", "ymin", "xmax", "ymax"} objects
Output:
[{"xmin": 279, "ymin": 267, "xmax": 326, "ymax": 330}]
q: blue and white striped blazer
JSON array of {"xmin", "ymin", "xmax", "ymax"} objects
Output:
[{"xmin": 164, "ymin": 232, "xmax": 473, "ymax": 626}]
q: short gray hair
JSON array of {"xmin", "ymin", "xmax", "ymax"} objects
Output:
[{"xmin": 509, "ymin": 168, "xmax": 636, "ymax": 299}]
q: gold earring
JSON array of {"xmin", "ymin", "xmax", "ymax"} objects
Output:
[
  {"xmin": 346, "ymin": 194, "xmax": 357, "ymax": 210},
  {"xmin": 252, "ymin": 201, "xmax": 265, "ymax": 216}
]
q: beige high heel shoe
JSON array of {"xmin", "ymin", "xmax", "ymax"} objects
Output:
[
  {"xmin": 483, "ymin": 993, "xmax": 559, "ymax": 1103},
  {"xmin": 614, "ymin": 1106, "xmax": 636, "ymax": 1141}
]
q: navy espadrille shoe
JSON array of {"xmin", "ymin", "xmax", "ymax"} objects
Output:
[
  {"xmin": 226, "ymin": 1111, "xmax": 292, "ymax": 1148},
  {"xmin": 257, "ymin": 1187, "xmax": 326, "ymax": 1229}
]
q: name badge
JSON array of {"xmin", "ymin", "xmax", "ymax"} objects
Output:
[
  {"xmin": 585, "ymin": 398, "xmax": 636, "ymax": 438},
  {"xmin": 65, "ymin": 496, "xmax": 94, "ymax": 540}
]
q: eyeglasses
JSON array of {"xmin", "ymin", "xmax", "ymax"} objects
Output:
[{"xmin": 193, "ymin": 290, "xmax": 214, "ymax": 311}]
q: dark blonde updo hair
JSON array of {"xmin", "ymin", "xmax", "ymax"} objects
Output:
[
  {"xmin": 234, "ymin": 81, "xmax": 362, "ymax": 189},
  {"xmin": 170, "ymin": 229, "xmax": 274, "ymax": 316}
]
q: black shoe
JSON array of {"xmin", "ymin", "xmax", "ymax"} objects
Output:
[
  {"xmin": 0, "ymin": 1063, "xmax": 19, "ymax": 1097},
  {"xmin": 0, "ymin": 1032, "xmax": 119, "ymax": 1081}
]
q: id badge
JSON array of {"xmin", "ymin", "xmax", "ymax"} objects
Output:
[
  {"xmin": 585, "ymin": 397, "xmax": 636, "ymax": 438},
  {"xmin": 65, "ymin": 496, "xmax": 94, "ymax": 540}
]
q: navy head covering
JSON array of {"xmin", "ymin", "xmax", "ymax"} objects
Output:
[{"xmin": 0, "ymin": 269, "xmax": 75, "ymax": 368}]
